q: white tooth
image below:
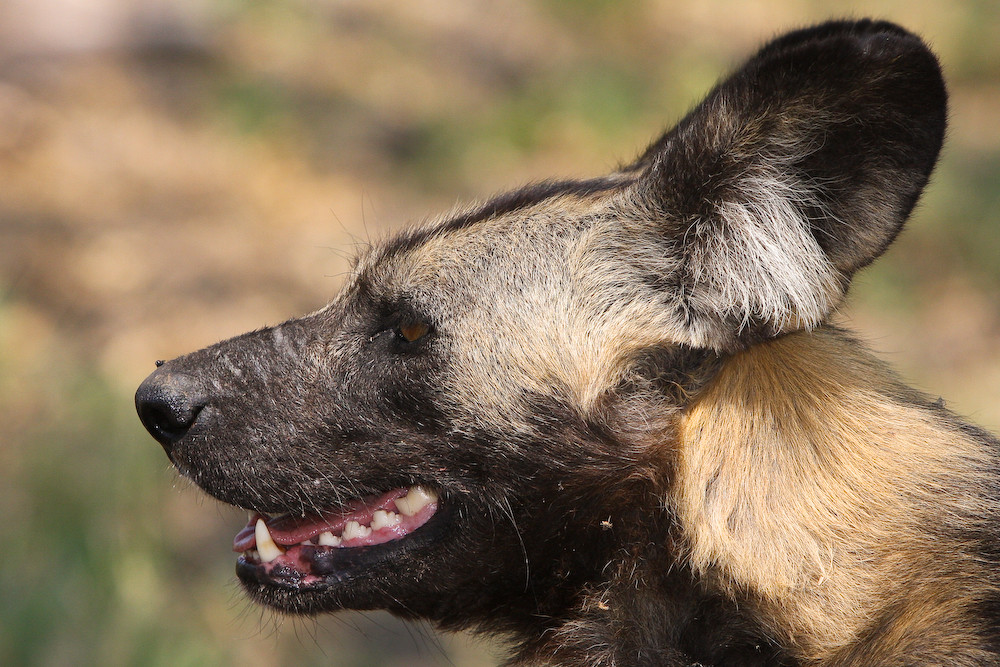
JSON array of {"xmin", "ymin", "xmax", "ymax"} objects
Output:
[
  {"xmin": 342, "ymin": 520, "xmax": 371, "ymax": 540},
  {"xmin": 318, "ymin": 531, "xmax": 342, "ymax": 547},
  {"xmin": 255, "ymin": 518, "xmax": 284, "ymax": 563},
  {"xmin": 371, "ymin": 510, "xmax": 398, "ymax": 530},
  {"xmin": 342, "ymin": 521, "xmax": 362, "ymax": 540},
  {"xmin": 396, "ymin": 486, "xmax": 437, "ymax": 516}
]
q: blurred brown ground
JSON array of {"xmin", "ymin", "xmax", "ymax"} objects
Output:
[{"xmin": 1, "ymin": 1, "xmax": 998, "ymax": 665}]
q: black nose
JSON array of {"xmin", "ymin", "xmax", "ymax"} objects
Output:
[{"xmin": 135, "ymin": 367, "xmax": 209, "ymax": 455}]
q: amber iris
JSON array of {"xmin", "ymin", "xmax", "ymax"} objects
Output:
[{"xmin": 398, "ymin": 321, "xmax": 429, "ymax": 342}]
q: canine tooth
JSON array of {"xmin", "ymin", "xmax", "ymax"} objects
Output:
[
  {"xmin": 318, "ymin": 531, "xmax": 342, "ymax": 547},
  {"xmin": 342, "ymin": 520, "xmax": 371, "ymax": 540},
  {"xmin": 396, "ymin": 486, "xmax": 437, "ymax": 516},
  {"xmin": 255, "ymin": 519, "xmax": 284, "ymax": 563}
]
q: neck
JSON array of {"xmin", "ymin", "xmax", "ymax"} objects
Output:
[{"xmin": 673, "ymin": 326, "xmax": 995, "ymax": 661}]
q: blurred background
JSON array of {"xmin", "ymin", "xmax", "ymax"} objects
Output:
[{"xmin": 1, "ymin": 0, "xmax": 998, "ymax": 665}]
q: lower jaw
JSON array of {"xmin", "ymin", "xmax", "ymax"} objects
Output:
[
  {"xmin": 236, "ymin": 542, "xmax": 389, "ymax": 590},
  {"xmin": 236, "ymin": 568, "xmax": 354, "ymax": 614},
  {"xmin": 235, "ymin": 504, "xmax": 454, "ymax": 605}
]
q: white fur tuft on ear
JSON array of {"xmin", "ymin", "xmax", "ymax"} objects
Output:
[{"xmin": 684, "ymin": 170, "xmax": 844, "ymax": 342}]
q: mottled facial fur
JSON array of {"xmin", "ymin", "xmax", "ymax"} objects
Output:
[{"xmin": 136, "ymin": 20, "xmax": 1000, "ymax": 666}]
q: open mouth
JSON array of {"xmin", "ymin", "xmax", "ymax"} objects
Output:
[{"xmin": 234, "ymin": 485, "xmax": 439, "ymax": 590}]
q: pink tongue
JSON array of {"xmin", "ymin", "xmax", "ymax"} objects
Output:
[{"xmin": 232, "ymin": 488, "xmax": 409, "ymax": 551}]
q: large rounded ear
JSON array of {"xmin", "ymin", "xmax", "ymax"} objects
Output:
[{"xmin": 624, "ymin": 20, "xmax": 946, "ymax": 351}]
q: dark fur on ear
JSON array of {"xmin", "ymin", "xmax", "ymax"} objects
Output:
[{"xmin": 628, "ymin": 20, "xmax": 946, "ymax": 350}]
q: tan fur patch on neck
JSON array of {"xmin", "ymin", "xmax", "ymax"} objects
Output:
[{"xmin": 673, "ymin": 327, "xmax": 990, "ymax": 658}]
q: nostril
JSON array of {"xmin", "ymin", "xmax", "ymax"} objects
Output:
[
  {"xmin": 135, "ymin": 368, "xmax": 209, "ymax": 453},
  {"xmin": 138, "ymin": 398, "xmax": 203, "ymax": 446}
]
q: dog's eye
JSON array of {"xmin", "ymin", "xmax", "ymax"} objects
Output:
[{"xmin": 397, "ymin": 321, "xmax": 430, "ymax": 343}]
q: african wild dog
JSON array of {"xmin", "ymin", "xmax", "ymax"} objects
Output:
[{"xmin": 136, "ymin": 19, "xmax": 1000, "ymax": 666}]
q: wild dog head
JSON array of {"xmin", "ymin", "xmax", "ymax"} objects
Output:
[{"xmin": 136, "ymin": 19, "xmax": 945, "ymax": 646}]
